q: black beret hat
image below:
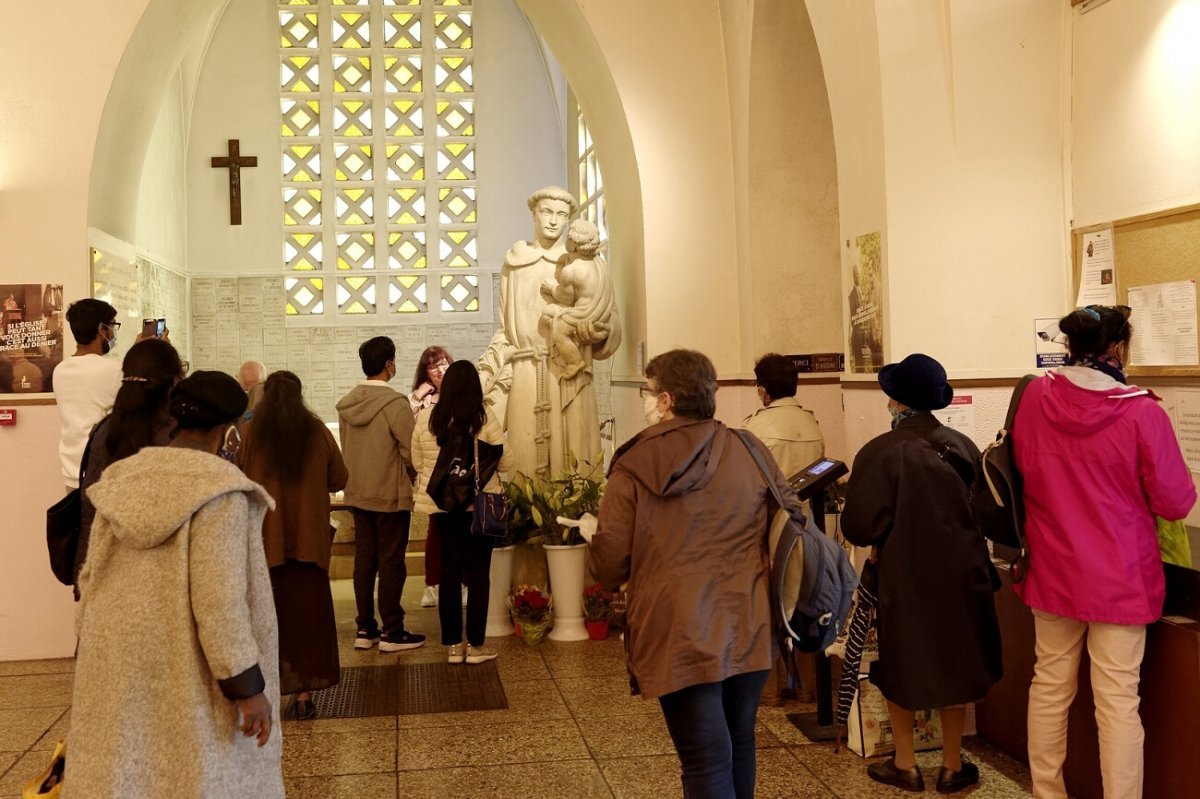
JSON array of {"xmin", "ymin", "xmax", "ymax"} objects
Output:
[
  {"xmin": 169, "ymin": 371, "xmax": 248, "ymax": 429},
  {"xmin": 878, "ymin": 353, "xmax": 953, "ymax": 411}
]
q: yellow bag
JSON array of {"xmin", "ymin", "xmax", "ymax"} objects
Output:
[
  {"xmin": 21, "ymin": 740, "xmax": 64, "ymax": 799},
  {"xmin": 1156, "ymin": 517, "xmax": 1192, "ymax": 568}
]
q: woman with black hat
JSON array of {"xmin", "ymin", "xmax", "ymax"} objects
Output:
[
  {"xmin": 68, "ymin": 371, "xmax": 284, "ymax": 798},
  {"xmin": 842, "ymin": 353, "xmax": 1002, "ymax": 794}
]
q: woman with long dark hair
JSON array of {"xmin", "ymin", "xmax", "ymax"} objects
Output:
[
  {"xmin": 1015, "ymin": 306, "xmax": 1195, "ymax": 797},
  {"xmin": 76, "ymin": 338, "xmax": 186, "ymax": 587},
  {"xmin": 238, "ymin": 371, "xmax": 348, "ymax": 720},
  {"xmin": 413, "ymin": 360, "xmax": 507, "ymax": 665},
  {"xmin": 410, "ymin": 345, "xmax": 453, "ymax": 608}
]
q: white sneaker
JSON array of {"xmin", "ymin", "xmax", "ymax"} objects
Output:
[
  {"xmin": 420, "ymin": 585, "xmax": 438, "ymax": 608},
  {"xmin": 465, "ymin": 644, "xmax": 497, "ymax": 664},
  {"xmin": 353, "ymin": 629, "xmax": 380, "ymax": 650},
  {"xmin": 447, "ymin": 642, "xmax": 466, "ymax": 664}
]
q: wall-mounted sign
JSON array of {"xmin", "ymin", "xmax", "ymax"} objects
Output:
[
  {"xmin": 0, "ymin": 283, "xmax": 65, "ymax": 394},
  {"xmin": 788, "ymin": 353, "xmax": 845, "ymax": 374}
]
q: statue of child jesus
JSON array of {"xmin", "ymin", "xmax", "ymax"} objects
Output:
[{"xmin": 540, "ymin": 219, "xmax": 609, "ymax": 380}]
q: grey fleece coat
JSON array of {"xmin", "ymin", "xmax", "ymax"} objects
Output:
[
  {"xmin": 336, "ymin": 381, "xmax": 416, "ymax": 512},
  {"xmin": 67, "ymin": 448, "xmax": 283, "ymax": 799}
]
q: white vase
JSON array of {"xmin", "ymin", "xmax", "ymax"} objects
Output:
[
  {"xmin": 545, "ymin": 542, "xmax": 589, "ymax": 641},
  {"xmin": 485, "ymin": 545, "xmax": 516, "ymax": 637}
]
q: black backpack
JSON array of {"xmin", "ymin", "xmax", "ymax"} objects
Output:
[
  {"xmin": 735, "ymin": 431, "xmax": 858, "ymax": 654},
  {"xmin": 972, "ymin": 375, "xmax": 1035, "ymax": 578}
]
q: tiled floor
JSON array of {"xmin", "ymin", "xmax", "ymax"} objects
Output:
[{"xmin": 0, "ymin": 581, "xmax": 1034, "ymax": 798}]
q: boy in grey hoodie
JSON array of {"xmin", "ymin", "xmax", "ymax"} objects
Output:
[{"xmin": 336, "ymin": 336, "xmax": 424, "ymax": 652}]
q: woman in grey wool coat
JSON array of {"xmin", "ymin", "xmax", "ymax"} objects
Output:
[{"xmin": 67, "ymin": 371, "xmax": 283, "ymax": 799}]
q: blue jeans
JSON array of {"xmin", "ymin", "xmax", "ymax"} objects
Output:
[{"xmin": 658, "ymin": 669, "xmax": 770, "ymax": 799}]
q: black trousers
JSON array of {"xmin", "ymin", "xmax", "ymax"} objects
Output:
[
  {"xmin": 436, "ymin": 511, "xmax": 494, "ymax": 647},
  {"xmin": 351, "ymin": 509, "xmax": 411, "ymax": 638}
]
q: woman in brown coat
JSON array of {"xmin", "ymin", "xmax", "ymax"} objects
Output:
[
  {"xmin": 239, "ymin": 371, "xmax": 348, "ymax": 719},
  {"xmin": 590, "ymin": 349, "xmax": 799, "ymax": 799}
]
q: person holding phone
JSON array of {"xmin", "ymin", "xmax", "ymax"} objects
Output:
[{"xmin": 410, "ymin": 346, "xmax": 452, "ymax": 608}]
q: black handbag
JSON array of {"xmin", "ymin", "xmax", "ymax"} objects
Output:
[
  {"xmin": 470, "ymin": 437, "xmax": 508, "ymax": 539},
  {"xmin": 46, "ymin": 421, "xmax": 101, "ymax": 586}
]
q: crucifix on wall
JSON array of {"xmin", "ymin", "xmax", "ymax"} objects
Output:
[{"xmin": 210, "ymin": 139, "xmax": 257, "ymax": 225}]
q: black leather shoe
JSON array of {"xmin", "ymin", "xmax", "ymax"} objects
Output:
[
  {"xmin": 936, "ymin": 757, "xmax": 980, "ymax": 793},
  {"xmin": 291, "ymin": 699, "xmax": 318, "ymax": 721},
  {"xmin": 867, "ymin": 759, "xmax": 925, "ymax": 792}
]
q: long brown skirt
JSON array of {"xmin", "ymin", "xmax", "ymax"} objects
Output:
[{"xmin": 270, "ymin": 559, "xmax": 340, "ymax": 696}]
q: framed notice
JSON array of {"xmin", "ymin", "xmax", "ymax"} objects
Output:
[{"xmin": 0, "ymin": 283, "xmax": 65, "ymax": 395}]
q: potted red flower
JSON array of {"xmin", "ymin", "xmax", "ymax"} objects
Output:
[
  {"xmin": 582, "ymin": 582, "xmax": 614, "ymax": 640},
  {"xmin": 507, "ymin": 585, "xmax": 553, "ymax": 646}
]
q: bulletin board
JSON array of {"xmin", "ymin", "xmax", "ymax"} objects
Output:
[{"xmin": 1072, "ymin": 202, "xmax": 1200, "ymax": 379}]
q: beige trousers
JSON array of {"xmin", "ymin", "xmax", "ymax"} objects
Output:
[{"xmin": 1027, "ymin": 609, "xmax": 1147, "ymax": 799}]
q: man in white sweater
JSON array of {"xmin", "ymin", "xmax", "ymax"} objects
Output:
[{"xmin": 53, "ymin": 299, "xmax": 123, "ymax": 490}]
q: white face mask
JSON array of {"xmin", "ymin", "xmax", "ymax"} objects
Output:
[{"xmin": 643, "ymin": 393, "xmax": 663, "ymax": 426}]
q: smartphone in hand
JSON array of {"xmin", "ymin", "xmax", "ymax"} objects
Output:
[{"xmin": 142, "ymin": 318, "xmax": 167, "ymax": 338}]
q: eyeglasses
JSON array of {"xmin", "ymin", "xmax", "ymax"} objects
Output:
[
  {"xmin": 106, "ymin": 321, "xmax": 121, "ymax": 331},
  {"xmin": 638, "ymin": 385, "xmax": 663, "ymax": 400},
  {"xmin": 427, "ymin": 359, "xmax": 450, "ymax": 376}
]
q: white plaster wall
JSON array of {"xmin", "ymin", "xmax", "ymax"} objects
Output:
[
  {"xmin": 577, "ymin": 0, "xmax": 744, "ymax": 375},
  {"xmin": 0, "ymin": 2, "xmax": 150, "ymax": 659},
  {"xmin": 875, "ymin": 0, "xmax": 1071, "ymax": 377},
  {"xmin": 186, "ymin": 0, "xmax": 567, "ymax": 284},
  {"xmin": 803, "ymin": 0, "xmax": 889, "ymax": 379},
  {"xmin": 136, "ymin": 74, "xmax": 189, "ymax": 269},
  {"xmin": 1073, "ymin": 0, "xmax": 1200, "ymax": 226}
]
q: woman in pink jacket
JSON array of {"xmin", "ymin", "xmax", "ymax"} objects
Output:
[{"xmin": 1014, "ymin": 304, "xmax": 1195, "ymax": 799}]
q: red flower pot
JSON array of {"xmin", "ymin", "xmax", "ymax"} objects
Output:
[{"xmin": 586, "ymin": 620, "xmax": 610, "ymax": 641}]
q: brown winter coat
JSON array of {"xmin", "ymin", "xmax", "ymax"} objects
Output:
[
  {"xmin": 590, "ymin": 416, "xmax": 798, "ymax": 700},
  {"xmin": 238, "ymin": 420, "xmax": 349, "ymax": 570}
]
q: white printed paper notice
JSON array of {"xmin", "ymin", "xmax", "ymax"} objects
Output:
[
  {"xmin": 1173, "ymin": 389, "xmax": 1200, "ymax": 473},
  {"xmin": 1127, "ymin": 281, "xmax": 1199, "ymax": 366},
  {"xmin": 1076, "ymin": 228, "xmax": 1118, "ymax": 307},
  {"xmin": 932, "ymin": 395, "xmax": 975, "ymax": 443}
]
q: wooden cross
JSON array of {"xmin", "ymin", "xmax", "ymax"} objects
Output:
[{"xmin": 210, "ymin": 139, "xmax": 258, "ymax": 225}]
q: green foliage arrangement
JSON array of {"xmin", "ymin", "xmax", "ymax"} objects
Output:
[{"xmin": 502, "ymin": 452, "xmax": 605, "ymax": 547}]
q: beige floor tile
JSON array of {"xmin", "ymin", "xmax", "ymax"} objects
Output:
[
  {"xmin": 397, "ymin": 677, "xmax": 571, "ymax": 728},
  {"xmin": 0, "ymin": 707, "xmax": 66, "ymax": 752},
  {"xmin": 399, "ymin": 759, "xmax": 614, "ymax": 798},
  {"xmin": 600, "ymin": 749, "xmax": 835, "ymax": 799},
  {"xmin": 282, "ymin": 729, "xmax": 397, "ymax": 778},
  {"xmin": 283, "ymin": 714, "xmax": 396, "ymax": 737},
  {"xmin": 580, "ymin": 713, "xmax": 676, "ymax": 758},
  {"xmin": 542, "ymin": 637, "xmax": 628, "ymax": 678},
  {"xmin": 555, "ymin": 675, "xmax": 658, "ymax": 720},
  {"xmin": 0, "ymin": 674, "xmax": 73, "ymax": 710},
  {"xmin": 793, "ymin": 738, "xmax": 1033, "ymax": 798},
  {"xmin": 0, "ymin": 752, "xmax": 20, "ymax": 779},
  {"xmin": 491, "ymin": 644, "xmax": 553, "ymax": 681},
  {"xmin": 397, "ymin": 718, "xmax": 589, "ymax": 770},
  {"xmin": 0, "ymin": 749, "xmax": 57, "ymax": 796},
  {"xmin": 0, "ymin": 659, "xmax": 74, "ymax": 678},
  {"xmin": 755, "ymin": 702, "xmax": 824, "ymax": 747},
  {"xmin": 284, "ymin": 772, "xmax": 398, "ymax": 799}
]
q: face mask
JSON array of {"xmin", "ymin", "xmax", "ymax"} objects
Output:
[
  {"xmin": 101, "ymin": 328, "xmax": 116, "ymax": 355},
  {"xmin": 219, "ymin": 425, "xmax": 242, "ymax": 462},
  {"xmin": 643, "ymin": 393, "xmax": 663, "ymax": 426}
]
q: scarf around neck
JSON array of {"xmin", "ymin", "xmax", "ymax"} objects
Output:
[{"xmin": 1065, "ymin": 352, "xmax": 1126, "ymax": 384}]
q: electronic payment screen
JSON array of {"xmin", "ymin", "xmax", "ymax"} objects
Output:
[{"xmin": 808, "ymin": 459, "xmax": 836, "ymax": 476}]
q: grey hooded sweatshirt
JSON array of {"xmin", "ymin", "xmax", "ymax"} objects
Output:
[{"xmin": 336, "ymin": 381, "xmax": 416, "ymax": 512}]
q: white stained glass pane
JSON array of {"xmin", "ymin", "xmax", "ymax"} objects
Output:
[
  {"xmin": 280, "ymin": 12, "xmax": 319, "ymax": 49},
  {"xmin": 284, "ymin": 232, "xmax": 323, "ymax": 271},
  {"xmin": 435, "ymin": 56, "xmax": 473, "ymax": 93},
  {"xmin": 389, "ymin": 275, "xmax": 428, "ymax": 313},
  {"xmin": 438, "ymin": 229, "xmax": 477, "ymax": 268},
  {"xmin": 283, "ymin": 144, "xmax": 321, "ymax": 182},
  {"xmin": 285, "ymin": 277, "xmax": 325, "ymax": 315},
  {"xmin": 337, "ymin": 275, "xmax": 377, "ymax": 314},
  {"xmin": 436, "ymin": 142, "xmax": 475, "ymax": 181},
  {"xmin": 440, "ymin": 274, "xmax": 479, "ymax": 312}
]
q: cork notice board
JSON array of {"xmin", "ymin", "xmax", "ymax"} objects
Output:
[{"xmin": 1072, "ymin": 203, "xmax": 1200, "ymax": 379}]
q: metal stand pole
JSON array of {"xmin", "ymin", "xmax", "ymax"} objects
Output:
[{"xmin": 788, "ymin": 487, "xmax": 838, "ymax": 742}]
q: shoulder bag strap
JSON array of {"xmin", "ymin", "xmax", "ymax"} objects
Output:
[
  {"xmin": 472, "ymin": 435, "xmax": 481, "ymax": 493},
  {"xmin": 732, "ymin": 429, "xmax": 790, "ymax": 512},
  {"xmin": 1004, "ymin": 375, "xmax": 1037, "ymax": 434},
  {"xmin": 78, "ymin": 415, "xmax": 108, "ymax": 487}
]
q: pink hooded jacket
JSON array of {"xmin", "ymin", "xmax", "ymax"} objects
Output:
[{"xmin": 1013, "ymin": 367, "xmax": 1195, "ymax": 625}]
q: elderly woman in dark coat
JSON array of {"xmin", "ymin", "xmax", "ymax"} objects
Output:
[{"xmin": 842, "ymin": 353, "xmax": 1002, "ymax": 794}]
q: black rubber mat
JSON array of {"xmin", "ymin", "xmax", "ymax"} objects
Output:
[{"xmin": 306, "ymin": 662, "xmax": 508, "ymax": 719}]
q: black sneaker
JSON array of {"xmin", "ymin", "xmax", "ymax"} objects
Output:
[
  {"xmin": 936, "ymin": 757, "xmax": 980, "ymax": 794},
  {"xmin": 379, "ymin": 629, "xmax": 426, "ymax": 652},
  {"xmin": 353, "ymin": 629, "xmax": 380, "ymax": 650},
  {"xmin": 866, "ymin": 759, "xmax": 925, "ymax": 793}
]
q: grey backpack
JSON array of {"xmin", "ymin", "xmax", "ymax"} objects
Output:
[{"xmin": 735, "ymin": 431, "xmax": 858, "ymax": 653}]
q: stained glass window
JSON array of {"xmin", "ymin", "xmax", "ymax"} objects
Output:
[{"xmin": 279, "ymin": 0, "xmax": 477, "ymax": 317}]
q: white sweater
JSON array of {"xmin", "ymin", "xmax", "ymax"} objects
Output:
[{"xmin": 53, "ymin": 354, "xmax": 122, "ymax": 487}]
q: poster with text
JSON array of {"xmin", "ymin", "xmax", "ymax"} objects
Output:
[
  {"xmin": 848, "ymin": 231, "xmax": 884, "ymax": 374},
  {"xmin": 0, "ymin": 283, "xmax": 65, "ymax": 393},
  {"xmin": 1076, "ymin": 228, "xmax": 1118, "ymax": 307},
  {"xmin": 1034, "ymin": 317, "xmax": 1067, "ymax": 368},
  {"xmin": 1127, "ymin": 281, "xmax": 1199, "ymax": 366}
]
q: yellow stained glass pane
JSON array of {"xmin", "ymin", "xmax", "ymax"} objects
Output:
[{"xmin": 280, "ymin": 12, "xmax": 318, "ymax": 48}]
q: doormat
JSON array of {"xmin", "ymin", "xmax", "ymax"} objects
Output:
[{"xmin": 302, "ymin": 662, "xmax": 508, "ymax": 719}]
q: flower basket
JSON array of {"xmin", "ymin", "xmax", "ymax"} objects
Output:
[{"xmin": 508, "ymin": 585, "xmax": 552, "ymax": 647}]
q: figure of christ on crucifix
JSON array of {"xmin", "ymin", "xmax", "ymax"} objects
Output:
[{"xmin": 210, "ymin": 139, "xmax": 257, "ymax": 225}]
